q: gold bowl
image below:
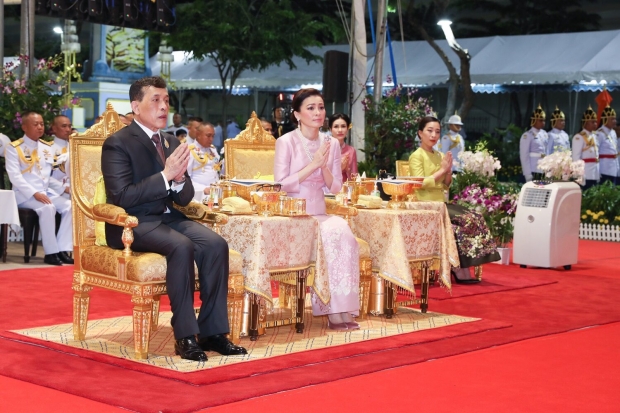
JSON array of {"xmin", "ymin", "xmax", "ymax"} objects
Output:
[
  {"xmin": 381, "ymin": 181, "xmax": 414, "ymax": 209},
  {"xmin": 252, "ymin": 191, "xmax": 280, "ymax": 216},
  {"xmin": 230, "ymin": 183, "xmax": 260, "ymax": 201}
]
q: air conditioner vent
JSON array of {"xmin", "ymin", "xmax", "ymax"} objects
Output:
[{"xmin": 521, "ymin": 188, "xmax": 552, "ymax": 208}]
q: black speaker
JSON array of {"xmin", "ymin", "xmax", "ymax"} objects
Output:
[{"xmin": 322, "ymin": 50, "xmax": 349, "ymax": 102}]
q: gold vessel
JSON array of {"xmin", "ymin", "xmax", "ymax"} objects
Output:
[{"xmin": 381, "ymin": 181, "xmax": 415, "ymax": 209}]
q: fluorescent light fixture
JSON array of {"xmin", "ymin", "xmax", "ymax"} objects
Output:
[
  {"xmin": 53, "ymin": 27, "xmax": 63, "ymax": 34},
  {"xmin": 437, "ymin": 19, "xmax": 467, "ymax": 53}
]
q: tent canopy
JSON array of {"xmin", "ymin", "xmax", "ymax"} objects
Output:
[{"xmin": 151, "ymin": 30, "xmax": 620, "ymax": 92}]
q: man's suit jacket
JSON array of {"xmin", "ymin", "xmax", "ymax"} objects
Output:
[{"xmin": 101, "ymin": 121, "xmax": 194, "ymax": 249}]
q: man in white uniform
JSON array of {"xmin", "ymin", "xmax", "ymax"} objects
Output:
[
  {"xmin": 184, "ymin": 116, "xmax": 203, "ymax": 145},
  {"xmin": 187, "ymin": 122, "xmax": 221, "ymax": 201},
  {"xmin": 546, "ymin": 106, "xmax": 571, "ymax": 154},
  {"xmin": 50, "ymin": 115, "xmax": 73, "ymax": 199},
  {"xmin": 5, "ymin": 112, "xmax": 73, "ymax": 265},
  {"xmin": 519, "ymin": 105, "xmax": 548, "ymax": 182},
  {"xmin": 595, "ymin": 105, "xmax": 618, "ymax": 185},
  {"xmin": 572, "ymin": 106, "xmax": 599, "ymax": 190},
  {"xmin": 439, "ymin": 113, "xmax": 466, "ymax": 172}
]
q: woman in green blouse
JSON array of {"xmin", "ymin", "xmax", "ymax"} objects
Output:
[{"xmin": 409, "ymin": 116, "xmax": 499, "ymax": 283}]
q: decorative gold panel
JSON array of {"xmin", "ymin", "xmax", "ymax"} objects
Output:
[{"xmin": 224, "ymin": 111, "xmax": 276, "ymax": 179}]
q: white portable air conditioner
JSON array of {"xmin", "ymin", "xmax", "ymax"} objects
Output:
[{"xmin": 513, "ymin": 181, "xmax": 582, "ymax": 270}]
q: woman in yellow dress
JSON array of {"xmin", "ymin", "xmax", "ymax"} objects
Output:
[{"xmin": 409, "ymin": 116, "xmax": 499, "ymax": 283}]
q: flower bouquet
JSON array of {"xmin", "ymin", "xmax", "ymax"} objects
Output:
[
  {"xmin": 453, "ymin": 184, "xmax": 519, "ymax": 248},
  {"xmin": 537, "ymin": 150, "xmax": 585, "ymax": 184},
  {"xmin": 451, "ymin": 141, "xmax": 502, "ymax": 199}
]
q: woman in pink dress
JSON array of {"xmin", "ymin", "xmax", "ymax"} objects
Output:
[
  {"xmin": 329, "ymin": 113, "xmax": 358, "ymax": 182},
  {"xmin": 274, "ymin": 89, "xmax": 361, "ymax": 331}
]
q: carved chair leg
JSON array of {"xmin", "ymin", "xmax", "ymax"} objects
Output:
[
  {"xmin": 249, "ymin": 293, "xmax": 260, "ymax": 341},
  {"xmin": 72, "ymin": 281, "xmax": 92, "ymax": 340},
  {"xmin": 474, "ymin": 265, "xmax": 483, "ymax": 281},
  {"xmin": 420, "ymin": 265, "xmax": 430, "ymax": 313},
  {"xmin": 384, "ymin": 280, "xmax": 395, "ymax": 319},
  {"xmin": 131, "ymin": 295, "xmax": 154, "ymax": 360},
  {"xmin": 295, "ymin": 270, "xmax": 307, "ymax": 334},
  {"xmin": 150, "ymin": 295, "xmax": 161, "ymax": 332},
  {"xmin": 358, "ymin": 259, "xmax": 372, "ymax": 319},
  {"xmin": 227, "ymin": 273, "xmax": 244, "ymax": 345}
]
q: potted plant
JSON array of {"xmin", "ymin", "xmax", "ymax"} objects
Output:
[{"xmin": 537, "ymin": 149, "xmax": 585, "ymax": 184}]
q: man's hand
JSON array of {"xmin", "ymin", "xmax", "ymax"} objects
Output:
[
  {"xmin": 163, "ymin": 143, "xmax": 190, "ymax": 182},
  {"xmin": 64, "ymin": 187, "xmax": 71, "ymax": 195},
  {"xmin": 34, "ymin": 192, "xmax": 52, "ymax": 204}
]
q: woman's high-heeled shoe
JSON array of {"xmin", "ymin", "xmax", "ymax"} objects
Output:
[
  {"xmin": 327, "ymin": 320, "xmax": 349, "ymax": 331},
  {"xmin": 451, "ymin": 268, "xmax": 480, "ymax": 284}
]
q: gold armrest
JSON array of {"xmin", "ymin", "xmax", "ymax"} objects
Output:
[
  {"xmin": 325, "ymin": 198, "xmax": 359, "ymax": 218},
  {"xmin": 174, "ymin": 201, "xmax": 229, "ymax": 231},
  {"xmin": 93, "ymin": 203, "xmax": 138, "ymax": 228}
]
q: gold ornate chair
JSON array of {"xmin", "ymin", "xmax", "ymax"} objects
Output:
[
  {"xmin": 225, "ymin": 113, "xmax": 276, "ymax": 179},
  {"xmin": 70, "ymin": 104, "xmax": 244, "ymax": 359}
]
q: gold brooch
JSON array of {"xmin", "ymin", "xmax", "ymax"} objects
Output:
[{"xmin": 164, "ymin": 138, "xmax": 169, "ymax": 149}]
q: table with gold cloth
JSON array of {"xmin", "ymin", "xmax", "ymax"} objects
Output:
[
  {"xmin": 218, "ymin": 214, "xmax": 328, "ymax": 338},
  {"xmin": 350, "ymin": 204, "xmax": 458, "ymax": 314}
]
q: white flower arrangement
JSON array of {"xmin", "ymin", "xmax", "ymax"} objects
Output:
[
  {"xmin": 537, "ymin": 150, "xmax": 585, "ymax": 184},
  {"xmin": 457, "ymin": 149, "xmax": 501, "ymax": 178}
]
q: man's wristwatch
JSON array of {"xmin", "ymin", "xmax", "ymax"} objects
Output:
[{"xmin": 172, "ymin": 176, "xmax": 186, "ymax": 184}]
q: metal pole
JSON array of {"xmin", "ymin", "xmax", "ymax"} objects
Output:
[
  {"xmin": 0, "ymin": 0, "xmax": 4, "ymax": 68},
  {"xmin": 20, "ymin": 0, "xmax": 35, "ymax": 79},
  {"xmin": 373, "ymin": 0, "xmax": 387, "ymax": 108}
]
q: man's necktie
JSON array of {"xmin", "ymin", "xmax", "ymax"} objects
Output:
[{"xmin": 151, "ymin": 133, "xmax": 166, "ymax": 164}]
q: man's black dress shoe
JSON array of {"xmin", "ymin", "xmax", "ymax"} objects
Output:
[
  {"xmin": 43, "ymin": 254, "xmax": 63, "ymax": 266},
  {"xmin": 199, "ymin": 334, "xmax": 248, "ymax": 355},
  {"xmin": 58, "ymin": 251, "xmax": 74, "ymax": 264},
  {"xmin": 174, "ymin": 336, "xmax": 207, "ymax": 361}
]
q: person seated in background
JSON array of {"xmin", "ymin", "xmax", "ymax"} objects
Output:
[
  {"xmin": 50, "ymin": 115, "xmax": 73, "ymax": 199},
  {"xmin": 187, "ymin": 122, "xmax": 221, "ymax": 201},
  {"xmin": 5, "ymin": 111, "xmax": 74, "ymax": 266},
  {"xmin": 546, "ymin": 106, "xmax": 570, "ymax": 154},
  {"xmin": 439, "ymin": 113, "xmax": 465, "ymax": 172},
  {"xmin": 328, "ymin": 113, "xmax": 357, "ymax": 182},
  {"xmin": 261, "ymin": 117, "xmax": 275, "ymax": 138},
  {"xmin": 409, "ymin": 116, "xmax": 499, "ymax": 284},
  {"xmin": 175, "ymin": 128, "xmax": 189, "ymax": 143},
  {"xmin": 274, "ymin": 88, "xmax": 361, "ymax": 331},
  {"xmin": 124, "ymin": 112, "xmax": 135, "ymax": 125},
  {"xmin": 185, "ymin": 116, "xmax": 204, "ymax": 146}
]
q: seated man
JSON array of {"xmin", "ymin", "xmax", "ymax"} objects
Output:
[
  {"xmin": 101, "ymin": 76, "xmax": 246, "ymax": 361},
  {"xmin": 175, "ymin": 128, "xmax": 188, "ymax": 143},
  {"xmin": 187, "ymin": 122, "xmax": 221, "ymax": 202},
  {"xmin": 5, "ymin": 111, "xmax": 73, "ymax": 266},
  {"xmin": 50, "ymin": 115, "xmax": 73, "ymax": 199}
]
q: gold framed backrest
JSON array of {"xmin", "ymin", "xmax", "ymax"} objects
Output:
[
  {"xmin": 224, "ymin": 111, "xmax": 276, "ymax": 179},
  {"xmin": 396, "ymin": 160, "xmax": 410, "ymax": 177},
  {"xmin": 70, "ymin": 103, "xmax": 126, "ymax": 248}
]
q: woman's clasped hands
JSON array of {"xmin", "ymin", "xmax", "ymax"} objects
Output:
[{"xmin": 311, "ymin": 139, "xmax": 331, "ymax": 170}]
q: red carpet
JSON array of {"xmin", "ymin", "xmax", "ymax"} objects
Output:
[
  {"xmin": 0, "ymin": 239, "xmax": 618, "ymax": 412},
  {"xmin": 206, "ymin": 322, "xmax": 620, "ymax": 413},
  {"xmin": 428, "ymin": 265, "xmax": 557, "ymax": 300}
]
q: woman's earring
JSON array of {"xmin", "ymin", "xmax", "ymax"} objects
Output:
[{"xmin": 296, "ymin": 119, "xmax": 300, "ymax": 129}]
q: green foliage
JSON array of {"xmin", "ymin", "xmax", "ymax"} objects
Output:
[
  {"xmin": 480, "ymin": 124, "xmax": 524, "ymax": 182},
  {"xmin": 581, "ymin": 181, "xmax": 620, "ymax": 225},
  {"xmin": 0, "ymin": 56, "xmax": 65, "ymax": 140},
  {"xmin": 358, "ymin": 86, "xmax": 432, "ymax": 177}
]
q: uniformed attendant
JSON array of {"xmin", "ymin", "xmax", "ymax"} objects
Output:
[
  {"xmin": 187, "ymin": 122, "xmax": 221, "ymax": 201},
  {"xmin": 519, "ymin": 105, "xmax": 548, "ymax": 182},
  {"xmin": 0, "ymin": 133, "xmax": 11, "ymax": 157},
  {"xmin": 185, "ymin": 116, "xmax": 203, "ymax": 146},
  {"xmin": 5, "ymin": 112, "xmax": 74, "ymax": 265},
  {"xmin": 595, "ymin": 105, "xmax": 618, "ymax": 185},
  {"xmin": 49, "ymin": 115, "xmax": 73, "ymax": 199},
  {"xmin": 572, "ymin": 106, "xmax": 599, "ymax": 190},
  {"xmin": 438, "ymin": 112, "xmax": 466, "ymax": 172},
  {"xmin": 546, "ymin": 106, "xmax": 571, "ymax": 154}
]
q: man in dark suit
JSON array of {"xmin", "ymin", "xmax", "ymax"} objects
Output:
[{"xmin": 101, "ymin": 76, "xmax": 246, "ymax": 361}]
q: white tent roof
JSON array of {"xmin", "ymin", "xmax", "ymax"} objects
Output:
[{"xmin": 151, "ymin": 30, "xmax": 620, "ymax": 91}]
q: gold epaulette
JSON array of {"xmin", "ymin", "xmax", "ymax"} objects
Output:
[
  {"xmin": 188, "ymin": 144, "xmax": 195, "ymax": 150},
  {"xmin": 179, "ymin": 137, "xmax": 186, "ymax": 144},
  {"xmin": 521, "ymin": 133, "xmax": 528, "ymax": 140},
  {"xmin": 580, "ymin": 131, "xmax": 588, "ymax": 138},
  {"xmin": 210, "ymin": 144, "xmax": 216, "ymax": 148},
  {"xmin": 39, "ymin": 139, "xmax": 53, "ymax": 146},
  {"xmin": 10, "ymin": 138, "xmax": 23, "ymax": 147}
]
